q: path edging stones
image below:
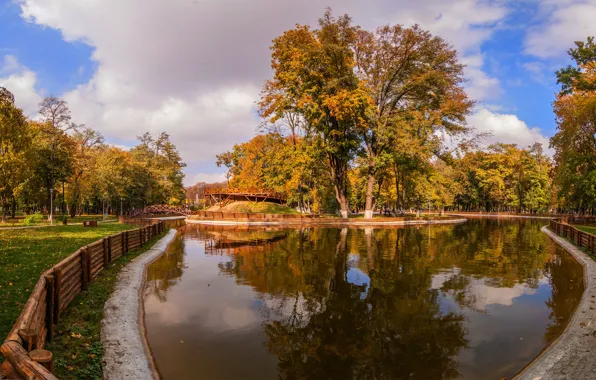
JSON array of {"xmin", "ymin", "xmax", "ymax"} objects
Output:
[
  {"xmin": 515, "ymin": 226, "xmax": 596, "ymax": 380},
  {"xmin": 101, "ymin": 229, "xmax": 176, "ymax": 380}
]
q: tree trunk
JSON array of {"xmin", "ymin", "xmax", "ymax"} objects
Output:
[
  {"xmin": 11, "ymin": 196, "xmax": 16, "ymax": 218},
  {"xmin": 364, "ymin": 164, "xmax": 375, "ymax": 219},
  {"xmin": 328, "ymin": 153, "xmax": 350, "ymax": 219}
]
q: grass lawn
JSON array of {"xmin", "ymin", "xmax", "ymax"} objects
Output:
[
  {"xmin": 45, "ymin": 232, "xmax": 167, "ymax": 380},
  {"xmin": 0, "ymin": 223, "xmax": 136, "ymax": 344},
  {"xmin": 576, "ymin": 225, "xmax": 596, "ymax": 235},
  {"xmin": 0, "ymin": 215, "xmax": 114, "ymax": 228}
]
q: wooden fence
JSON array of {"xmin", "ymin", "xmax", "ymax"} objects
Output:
[
  {"xmin": 569, "ymin": 216, "xmax": 596, "ymax": 225},
  {"xmin": 550, "ymin": 218, "xmax": 596, "ymax": 254},
  {"xmin": 0, "ymin": 220, "xmax": 165, "ymax": 379},
  {"xmin": 192, "ymin": 211, "xmax": 309, "ymax": 220}
]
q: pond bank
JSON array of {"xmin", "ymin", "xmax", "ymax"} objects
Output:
[
  {"xmin": 186, "ymin": 217, "xmax": 467, "ymax": 227},
  {"xmin": 101, "ymin": 229, "xmax": 177, "ymax": 380},
  {"xmin": 515, "ymin": 226, "xmax": 596, "ymax": 380}
]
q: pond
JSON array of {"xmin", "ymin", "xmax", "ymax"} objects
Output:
[{"xmin": 143, "ymin": 218, "xmax": 584, "ymax": 380}]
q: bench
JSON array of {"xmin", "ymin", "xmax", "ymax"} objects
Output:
[{"xmin": 83, "ymin": 220, "xmax": 98, "ymax": 227}]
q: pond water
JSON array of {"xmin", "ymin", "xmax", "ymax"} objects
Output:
[{"xmin": 143, "ymin": 218, "xmax": 584, "ymax": 380}]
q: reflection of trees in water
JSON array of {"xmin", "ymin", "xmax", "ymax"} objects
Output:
[
  {"xmin": 143, "ymin": 221, "xmax": 583, "ymax": 378},
  {"xmin": 544, "ymin": 246, "xmax": 585, "ymax": 343},
  {"xmin": 220, "ymin": 228, "xmax": 468, "ymax": 379},
  {"xmin": 145, "ymin": 234, "xmax": 186, "ymax": 302},
  {"xmin": 210, "ymin": 220, "xmax": 583, "ymax": 379}
]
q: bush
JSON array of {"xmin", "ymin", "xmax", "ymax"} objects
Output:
[{"xmin": 23, "ymin": 213, "xmax": 44, "ymax": 226}]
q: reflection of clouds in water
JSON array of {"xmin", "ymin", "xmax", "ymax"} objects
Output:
[
  {"xmin": 146, "ymin": 249, "xmax": 260, "ymax": 331},
  {"xmin": 432, "ymin": 270, "xmax": 548, "ymax": 309},
  {"xmin": 220, "ymin": 306, "xmax": 260, "ymax": 330}
]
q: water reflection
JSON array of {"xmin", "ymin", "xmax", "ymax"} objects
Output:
[{"xmin": 144, "ymin": 219, "xmax": 584, "ymax": 380}]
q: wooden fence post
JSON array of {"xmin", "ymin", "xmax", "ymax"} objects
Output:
[
  {"xmin": 107, "ymin": 237, "xmax": 113, "ymax": 263},
  {"xmin": 53, "ymin": 269, "xmax": 62, "ymax": 324},
  {"xmin": 103, "ymin": 238, "xmax": 109, "ymax": 267},
  {"xmin": 81, "ymin": 248, "xmax": 90, "ymax": 291},
  {"xmin": 44, "ymin": 275, "xmax": 54, "ymax": 343},
  {"xmin": 121, "ymin": 233, "xmax": 126, "ymax": 255}
]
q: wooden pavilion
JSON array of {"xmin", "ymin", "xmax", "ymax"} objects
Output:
[{"xmin": 204, "ymin": 188, "xmax": 287, "ymax": 207}]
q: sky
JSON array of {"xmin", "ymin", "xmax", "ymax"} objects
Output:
[{"xmin": 1, "ymin": 0, "xmax": 594, "ymax": 186}]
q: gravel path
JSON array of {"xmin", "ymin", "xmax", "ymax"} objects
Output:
[
  {"xmin": 101, "ymin": 229, "xmax": 176, "ymax": 380},
  {"xmin": 515, "ymin": 226, "xmax": 596, "ymax": 380}
]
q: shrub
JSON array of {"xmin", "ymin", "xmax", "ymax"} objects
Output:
[{"xmin": 23, "ymin": 213, "xmax": 44, "ymax": 226}]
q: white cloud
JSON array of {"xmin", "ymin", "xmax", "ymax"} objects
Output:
[
  {"xmin": 525, "ymin": 0, "xmax": 596, "ymax": 59},
  {"xmin": 0, "ymin": 55, "xmax": 43, "ymax": 117},
  {"xmin": 467, "ymin": 108, "xmax": 553, "ymax": 154},
  {"xmin": 522, "ymin": 61, "xmax": 548, "ymax": 85},
  {"xmin": 185, "ymin": 172, "xmax": 227, "ymax": 187},
  {"xmin": 15, "ymin": 0, "xmax": 510, "ymax": 183}
]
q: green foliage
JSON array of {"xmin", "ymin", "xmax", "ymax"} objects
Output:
[
  {"xmin": 22, "ymin": 212, "xmax": 44, "ymax": 225},
  {"xmin": 552, "ymin": 38, "xmax": 596, "ymax": 213},
  {"xmin": 556, "ymin": 36, "xmax": 596, "ymax": 95},
  {"xmin": 0, "ymin": 89, "xmax": 187, "ymax": 219}
]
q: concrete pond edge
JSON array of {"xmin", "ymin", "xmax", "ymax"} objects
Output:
[
  {"xmin": 186, "ymin": 217, "xmax": 467, "ymax": 227},
  {"xmin": 515, "ymin": 226, "xmax": 596, "ymax": 380},
  {"xmin": 101, "ymin": 229, "xmax": 177, "ymax": 380}
]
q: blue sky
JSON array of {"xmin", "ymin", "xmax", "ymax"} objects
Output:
[{"xmin": 1, "ymin": 0, "xmax": 592, "ymax": 185}]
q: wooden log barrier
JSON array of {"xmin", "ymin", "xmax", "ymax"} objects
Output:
[
  {"xmin": 0, "ymin": 341, "xmax": 57, "ymax": 380},
  {"xmin": 44, "ymin": 275, "xmax": 54, "ymax": 343},
  {"xmin": 29, "ymin": 349, "xmax": 54, "ymax": 374}
]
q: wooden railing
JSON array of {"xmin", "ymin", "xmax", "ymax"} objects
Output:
[
  {"xmin": 192, "ymin": 211, "xmax": 307, "ymax": 220},
  {"xmin": 569, "ymin": 216, "xmax": 596, "ymax": 225},
  {"xmin": 550, "ymin": 218, "xmax": 596, "ymax": 254},
  {"xmin": 1, "ymin": 220, "xmax": 166, "ymax": 379}
]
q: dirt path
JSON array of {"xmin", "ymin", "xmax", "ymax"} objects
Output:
[{"xmin": 101, "ymin": 229, "xmax": 176, "ymax": 380}]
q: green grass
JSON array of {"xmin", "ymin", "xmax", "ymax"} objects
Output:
[
  {"xmin": 0, "ymin": 215, "xmax": 112, "ymax": 228},
  {"xmin": 0, "ymin": 223, "xmax": 136, "ymax": 344},
  {"xmin": 45, "ymin": 231, "xmax": 166, "ymax": 380},
  {"xmin": 576, "ymin": 225, "xmax": 596, "ymax": 235}
]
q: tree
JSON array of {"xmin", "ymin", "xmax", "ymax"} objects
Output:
[
  {"xmin": 0, "ymin": 88, "xmax": 30, "ymax": 222},
  {"xmin": 67, "ymin": 126, "xmax": 104, "ymax": 217},
  {"xmin": 556, "ymin": 37, "xmax": 596, "ymax": 95},
  {"xmin": 37, "ymin": 96, "xmax": 76, "ymax": 219},
  {"xmin": 354, "ymin": 25, "xmax": 473, "ymax": 218},
  {"xmin": 259, "ymin": 10, "xmax": 368, "ymax": 218},
  {"xmin": 552, "ymin": 61, "xmax": 596, "ymax": 213},
  {"xmin": 130, "ymin": 132, "xmax": 186, "ymax": 206}
]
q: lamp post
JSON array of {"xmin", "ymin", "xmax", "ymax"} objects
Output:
[
  {"xmin": 120, "ymin": 197, "xmax": 123, "ymax": 216},
  {"xmin": 49, "ymin": 188, "xmax": 54, "ymax": 225}
]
